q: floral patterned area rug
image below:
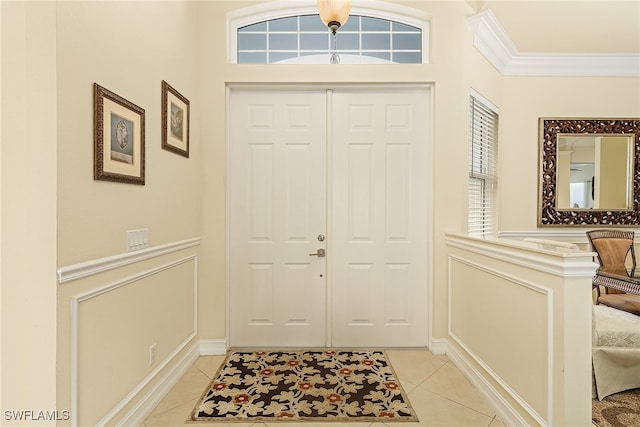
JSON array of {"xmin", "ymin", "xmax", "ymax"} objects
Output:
[{"xmin": 189, "ymin": 350, "xmax": 418, "ymax": 423}]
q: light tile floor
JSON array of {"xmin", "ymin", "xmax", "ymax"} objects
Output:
[{"xmin": 143, "ymin": 349, "xmax": 506, "ymax": 427}]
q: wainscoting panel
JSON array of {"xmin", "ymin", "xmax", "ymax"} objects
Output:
[
  {"xmin": 445, "ymin": 233, "xmax": 597, "ymax": 427},
  {"xmin": 70, "ymin": 255, "xmax": 197, "ymax": 427},
  {"xmin": 448, "ymin": 255, "xmax": 552, "ymax": 424}
]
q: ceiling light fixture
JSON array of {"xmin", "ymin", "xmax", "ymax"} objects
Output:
[{"xmin": 317, "ymin": 0, "xmax": 351, "ymax": 64}]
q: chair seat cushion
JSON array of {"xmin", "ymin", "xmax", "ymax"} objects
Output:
[{"xmin": 598, "ymin": 293, "xmax": 640, "ymax": 316}]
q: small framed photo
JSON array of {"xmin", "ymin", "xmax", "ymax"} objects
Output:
[
  {"xmin": 94, "ymin": 83, "xmax": 145, "ymax": 185},
  {"xmin": 161, "ymin": 80, "xmax": 190, "ymax": 158}
]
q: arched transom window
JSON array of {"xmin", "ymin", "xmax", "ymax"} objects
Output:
[{"xmin": 228, "ymin": 2, "xmax": 429, "ymax": 65}]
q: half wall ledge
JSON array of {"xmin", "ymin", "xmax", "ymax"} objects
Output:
[{"xmin": 444, "ymin": 233, "xmax": 598, "ymax": 426}]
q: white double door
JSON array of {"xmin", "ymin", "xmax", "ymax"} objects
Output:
[{"xmin": 229, "ymin": 86, "xmax": 430, "ymax": 348}]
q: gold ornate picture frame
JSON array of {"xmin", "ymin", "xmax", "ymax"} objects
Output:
[
  {"xmin": 94, "ymin": 83, "xmax": 146, "ymax": 185},
  {"xmin": 161, "ymin": 80, "xmax": 190, "ymax": 158}
]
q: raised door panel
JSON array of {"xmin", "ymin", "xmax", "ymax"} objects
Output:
[
  {"xmin": 330, "ymin": 88, "xmax": 429, "ymax": 347},
  {"xmin": 229, "ymin": 89, "xmax": 327, "ymax": 347}
]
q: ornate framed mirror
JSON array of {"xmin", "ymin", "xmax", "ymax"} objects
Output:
[{"xmin": 538, "ymin": 118, "xmax": 640, "ymax": 226}]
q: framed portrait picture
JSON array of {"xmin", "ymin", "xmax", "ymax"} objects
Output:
[
  {"xmin": 161, "ymin": 80, "xmax": 190, "ymax": 158},
  {"xmin": 94, "ymin": 83, "xmax": 145, "ymax": 185}
]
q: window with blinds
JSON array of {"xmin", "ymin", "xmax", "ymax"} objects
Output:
[{"xmin": 468, "ymin": 93, "xmax": 498, "ymax": 237}]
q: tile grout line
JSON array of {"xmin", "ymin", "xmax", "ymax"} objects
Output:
[
  {"xmin": 145, "ymin": 366, "xmax": 212, "ymax": 420},
  {"xmin": 410, "ymin": 361, "xmax": 497, "ymax": 420}
]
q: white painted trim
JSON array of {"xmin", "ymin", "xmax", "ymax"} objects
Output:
[
  {"xmin": 227, "ymin": 0, "xmax": 430, "ymax": 64},
  {"xmin": 118, "ymin": 338, "xmax": 227, "ymax": 425},
  {"xmin": 70, "ymin": 256, "xmax": 199, "ymax": 427},
  {"xmin": 445, "ymin": 234, "xmax": 598, "ymax": 278},
  {"xmin": 506, "ymin": 53, "xmax": 640, "ymax": 77},
  {"xmin": 447, "ymin": 254, "xmax": 554, "ymax": 426},
  {"xmin": 199, "ymin": 339, "xmax": 229, "ymax": 356},
  {"xmin": 57, "ymin": 237, "xmax": 201, "ymax": 284},
  {"xmin": 424, "ymin": 85, "xmax": 436, "ymax": 355},
  {"xmin": 115, "ymin": 342, "xmax": 200, "ymax": 427},
  {"xmin": 467, "ymin": 9, "xmax": 518, "ymax": 73},
  {"xmin": 499, "ymin": 229, "xmax": 640, "ymax": 244},
  {"xmin": 499, "ymin": 230, "xmax": 595, "ymax": 239},
  {"xmin": 447, "ymin": 343, "xmax": 528, "ymax": 427},
  {"xmin": 468, "ymin": 9, "xmax": 640, "ymax": 77},
  {"xmin": 225, "ymin": 84, "xmax": 232, "ymax": 350},
  {"xmin": 470, "ymin": 87, "xmax": 499, "ymax": 114},
  {"xmin": 428, "ymin": 337, "xmax": 447, "ymax": 355},
  {"xmin": 326, "ymin": 88, "xmax": 335, "ymax": 347}
]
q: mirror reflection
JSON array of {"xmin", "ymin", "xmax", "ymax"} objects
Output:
[
  {"xmin": 537, "ymin": 118, "xmax": 640, "ymax": 227},
  {"xmin": 557, "ymin": 135, "xmax": 634, "ymax": 210}
]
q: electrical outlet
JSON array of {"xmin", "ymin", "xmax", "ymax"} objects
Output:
[{"xmin": 149, "ymin": 343, "xmax": 157, "ymax": 366}]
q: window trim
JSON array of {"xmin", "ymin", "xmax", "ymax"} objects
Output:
[{"xmin": 227, "ymin": 0, "xmax": 430, "ymax": 64}]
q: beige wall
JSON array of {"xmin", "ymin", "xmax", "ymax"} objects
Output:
[
  {"xmin": 54, "ymin": 1, "xmax": 202, "ymax": 425},
  {"xmin": 1, "ymin": 1, "xmax": 58, "ymax": 423},
  {"xmin": 2, "ymin": 0, "xmax": 640, "ymax": 423},
  {"xmin": 56, "ymin": 0, "xmax": 201, "ymax": 266},
  {"xmin": 499, "ymin": 77, "xmax": 640, "ymax": 231}
]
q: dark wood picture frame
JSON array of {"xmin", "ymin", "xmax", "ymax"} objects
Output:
[
  {"xmin": 538, "ymin": 117, "xmax": 640, "ymax": 226},
  {"xmin": 94, "ymin": 83, "xmax": 145, "ymax": 185},
  {"xmin": 161, "ymin": 80, "xmax": 190, "ymax": 158}
]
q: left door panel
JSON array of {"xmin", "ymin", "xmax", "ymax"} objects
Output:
[{"xmin": 229, "ymin": 89, "xmax": 328, "ymax": 347}]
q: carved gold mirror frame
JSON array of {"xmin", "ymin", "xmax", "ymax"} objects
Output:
[{"xmin": 538, "ymin": 118, "xmax": 640, "ymax": 227}]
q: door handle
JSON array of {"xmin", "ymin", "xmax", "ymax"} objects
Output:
[{"xmin": 309, "ymin": 248, "xmax": 326, "ymax": 257}]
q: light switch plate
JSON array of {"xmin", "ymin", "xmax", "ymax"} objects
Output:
[{"xmin": 126, "ymin": 228, "xmax": 148, "ymax": 252}]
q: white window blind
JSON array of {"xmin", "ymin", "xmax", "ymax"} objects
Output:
[{"xmin": 468, "ymin": 94, "xmax": 498, "ymax": 237}]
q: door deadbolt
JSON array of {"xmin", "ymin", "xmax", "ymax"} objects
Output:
[{"xmin": 317, "ymin": 234, "xmax": 325, "ymax": 242}]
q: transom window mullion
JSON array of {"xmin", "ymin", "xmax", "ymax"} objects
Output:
[{"xmin": 237, "ymin": 13, "xmax": 422, "ymax": 64}]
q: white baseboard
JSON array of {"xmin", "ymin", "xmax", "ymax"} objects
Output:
[
  {"xmin": 116, "ymin": 341, "xmax": 200, "ymax": 427},
  {"xmin": 446, "ymin": 343, "xmax": 526, "ymax": 427},
  {"xmin": 199, "ymin": 338, "xmax": 229, "ymax": 355},
  {"xmin": 117, "ymin": 339, "xmax": 227, "ymax": 425},
  {"xmin": 429, "ymin": 337, "xmax": 448, "ymax": 355}
]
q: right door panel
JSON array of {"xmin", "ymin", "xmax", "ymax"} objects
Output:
[{"xmin": 330, "ymin": 88, "xmax": 430, "ymax": 347}]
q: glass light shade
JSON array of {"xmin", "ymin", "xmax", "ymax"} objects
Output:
[{"xmin": 317, "ymin": 0, "xmax": 351, "ymax": 29}]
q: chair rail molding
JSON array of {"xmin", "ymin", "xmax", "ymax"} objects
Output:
[
  {"xmin": 57, "ymin": 237, "xmax": 201, "ymax": 283},
  {"xmin": 468, "ymin": 9, "xmax": 640, "ymax": 77}
]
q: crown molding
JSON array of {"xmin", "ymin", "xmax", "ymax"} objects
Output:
[{"xmin": 468, "ymin": 10, "xmax": 640, "ymax": 77}]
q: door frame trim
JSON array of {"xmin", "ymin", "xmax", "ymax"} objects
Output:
[{"xmin": 225, "ymin": 83, "xmax": 434, "ymax": 348}]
